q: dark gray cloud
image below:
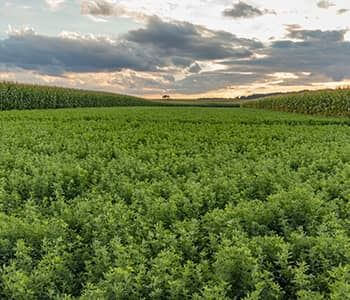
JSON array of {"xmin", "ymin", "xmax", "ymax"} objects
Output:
[
  {"xmin": 286, "ymin": 28, "xmax": 347, "ymax": 42},
  {"xmin": 0, "ymin": 18, "xmax": 261, "ymax": 76},
  {"xmin": 171, "ymin": 57, "xmax": 193, "ymax": 67},
  {"xmin": 223, "ymin": 27, "xmax": 350, "ymax": 83},
  {"xmin": 223, "ymin": 1, "xmax": 275, "ymax": 19},
  {"xmin": 0, "ymin": 29, "xmax": 161, "ymax": 75},
  {"xmin": 125, "ymin": 16, "xmax": 262, "ymax": 62},
  {"xmin": 317, "ymin": 0, "xmax": 335, "ymax": 9}
]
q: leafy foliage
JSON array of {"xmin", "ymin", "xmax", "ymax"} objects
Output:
[
  {"xmin": 0, "ymin": 82, "xmax": 154, "ymax": 110},
  {"xmin": 0, "ymin": 107, "xmax": 349, "ymax": 298},
  {"xmin": 242, "ymin": 89, "xmax": 350, "ymax": 116}
]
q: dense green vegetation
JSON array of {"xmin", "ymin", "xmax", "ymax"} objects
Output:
[
  {"xmin": 242, "ymin": 89, "xmax": 350, "ymax": 117},
  {"xmin": 0, "ymin": 107, "xmax": 349, "ymax": 299},
  {"xmin": 0, "ymin": 82, "xmax": 242, "ymax": 110},
  {"xmin": 0, "ymin": 82, "xmax": 153, "ymax": 110}
]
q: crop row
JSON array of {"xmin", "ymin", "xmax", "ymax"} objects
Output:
[
  {"xmin": 0, "ymin": 82, "xmax": 154, "ymax": 110},
  {"xmin": 242, "ymin": 89, "xmax": 350, "ymax": 116}
]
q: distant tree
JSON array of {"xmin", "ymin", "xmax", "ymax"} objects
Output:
[{"xmin": 162, "ymin": 95, "xmax": 170, "ymax": 100}]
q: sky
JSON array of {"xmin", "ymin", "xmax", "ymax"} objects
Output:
[{"xmin": 1, "ymin": 0, "xmax": 350, "ymax": 98}]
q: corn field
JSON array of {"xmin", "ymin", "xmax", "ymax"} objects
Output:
[
  {"xmin": 242, "ymin": 89, "xmax": 350, "ymax": 117},
  {"xmin": 0, "ymin": 82, "xmax": 153, "ymax": 110}
]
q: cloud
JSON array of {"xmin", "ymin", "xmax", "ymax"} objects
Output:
[
  {"xmin": 316, "ymin": 0, "xmax": 335, "ymax": 9},
  {"xmin": 223, "ymin": 1, "xmax": 275, "ymax": 19},
  {"xmin": 125, "ymin": 16, "xmax": 262, "ymax": 62},
  {"xmin": 170, "ymin": 71, "xmax": 266, "ymax": 94},
  {"xmin": 0, "ymin": 18, "xmax": 265, "ymax": 95},
  {"xmin": 268, "ymin": 72, "xmax": 330, "ymax": 87},
  {"xmin": 45, "ymin": 0, "xmax": 65, "ymax": 10},
  {"xmin": 286, "ymin": 28, "xmax": 347, "ymax": 42},
  {"xmin": 81, "ymin": 0, "xmax": 115, "ymax": 16},
  {"xmin": 337, "ymin": 8, "xmax": 349, "ymax": 15},
  {"xmin": 0, "ymin": 19, "xmax": 261, "ymax": 76},
  {"xmin": 7, "ymin": 25, "xmax": 36, "ymax": 36},
  {"xmin": 3, "ymin": 21, "xmax": 350, "ymax": 96},
  {"xmin": 0, "ymin": 27, "xmax": 161, "ymax": 75},
  {"xmin": 107, "ymin": 70, "xmax": 172, "ymax": 92},
  {"xmin": 223, "ymin": 27, "xmax": 350, "ymax": 83},
  {"xmin": 80, "ymin": 0, "xmax": 148, "ymax": 22}
]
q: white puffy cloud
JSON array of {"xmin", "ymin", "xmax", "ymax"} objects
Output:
[{"xmin": 45, "ymin": 0, "xmax": 65, "ymax": 10}]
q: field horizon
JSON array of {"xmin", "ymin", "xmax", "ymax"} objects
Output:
[{"xmin": 2, "ymin": 81, "xmax": 350, "ymax": 115}]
